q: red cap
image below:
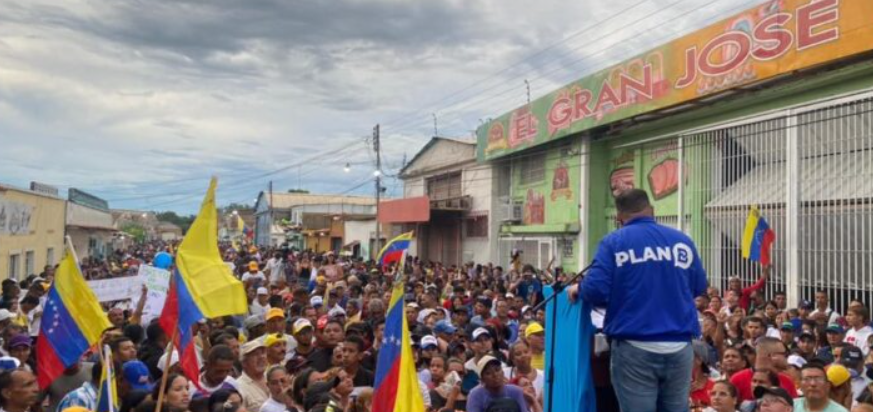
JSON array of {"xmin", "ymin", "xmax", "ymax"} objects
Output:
[{"xmin": 317, "ymin": 315, "xmax": 329, "ymax": 330}]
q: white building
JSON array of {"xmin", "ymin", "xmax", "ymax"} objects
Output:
[
  {"xmin": 66, "ymin": 189, "xmax": 116, "ymax": 261},
  {"xmin": 381, "ymin": 137, "xmax": 495, "ymax": 265}
]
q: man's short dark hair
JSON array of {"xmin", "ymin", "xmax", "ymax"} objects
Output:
[
  {"xmin": 108, "ymin": 336, "xmax": 133, "ymax": 352},
  {"xmin": 802, "ymin": 360, "xmax": 827, "ymax": 373},
  {"xmin": 207, "ymin": 344, "xmax": 235, "ymax": 364},
  {"xmin": 742, "ymin": 316, "xmax": 765, "ymax": 328},
  {"xmin": 344, "ymin": 335, "xmax": 365, "ymax": 353},
  {"xmin": 615, "ymin": 189, "xmax": 651, "ymax": 214}
]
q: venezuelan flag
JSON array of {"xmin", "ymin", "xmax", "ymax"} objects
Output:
[
  {"xmin": 742, "ymin": 205, "xmax": 776, "ymax": 266},
  {"xmin": 372, "ymin": 282, "xmax": 425, "ymax": 412},
  {"xmin": 36, "ymin": 247, "xmax": 112, "ymax": 389},
  {"xmin": 96, "ymin": 347, "xmax": 119, "ymax": 412},
  {"xmin": 376, "ymin": 232, "xmax": 413, "ymax": 267},
  {"xmin": 159, "ymin": 178, "xmax": 247, "ymax": 388}
]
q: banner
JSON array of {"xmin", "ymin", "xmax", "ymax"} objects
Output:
[
  {"xmin": 543, "ymin": 286, "xmax": 596, "ymax": 412},
  {"xmin": 87, "ymin": 277, "xmax": 141, "ymax": 303},
  {"xmin": 0, "ymin": 199, "xmax": 33, "ymax": 236},
  {"xmin": 478, "ymin": 0, "xmax": 873, "ymax": 161},
  {"xmin": 132, "ymin": 265, "xmax": 171, "ymax": 325}
]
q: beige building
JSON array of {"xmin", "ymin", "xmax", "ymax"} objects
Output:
[
  {"xmin": 66, "ymin": 189, "xmax": 116, "ymax": 261},
  {"xmin": 0, "ymin": 183, "xmax": 65, "ymax": 280}
]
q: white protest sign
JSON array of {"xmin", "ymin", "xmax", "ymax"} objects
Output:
[
  {"xmin": 87, "ymin": 277, "xmax": 142, "ymax": 303},
  {"xmin": 133, "ymin": 265, "xmax": 171, "ymax": 325}
]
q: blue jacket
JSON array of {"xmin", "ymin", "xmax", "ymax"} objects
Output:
[{"xmin": 580, "ymin": 216, "xmax": 707, "ymax": 342}]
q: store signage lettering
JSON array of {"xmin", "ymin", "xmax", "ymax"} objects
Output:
[{"xmin": 479, "ymin": 0, "xmax": 873, "ymax": 161}]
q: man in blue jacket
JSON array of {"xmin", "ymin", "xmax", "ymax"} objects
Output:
[{"xmin": 568, "ymin": 189, "xmax": 708, "ymax": 412}]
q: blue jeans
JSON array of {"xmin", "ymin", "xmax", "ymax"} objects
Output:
[{"xmin": 610, "ymin": 340, "xmax": 693, "ymax": 412}]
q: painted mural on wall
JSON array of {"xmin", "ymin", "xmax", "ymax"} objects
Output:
[
  {"xmin": 508, "ymin": 143, "xmax": 581, "ymax": 228},
  {"xmin": 609, "ymin": 150, "xmax": 636, "ymax": 198},
  {"xmin": 605, "ymin": 140, "xmax": 687, "ymax": 216},
  {"xmin": 0, "ymin": 199, "xmax": 34, "ymax": 236},
  {"xmin": 551, "ymin": 160, "xmax": 572, "ymax": 201},
  {"xmin": 524, "ymin": 189, "xmax": 545, "ymax": 225}
]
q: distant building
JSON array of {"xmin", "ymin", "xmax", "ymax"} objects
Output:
[
  {"xmin": 381, "ymin": 137, "xmax": 495, "ymax": 266},
  {"xmin": 0, "ymin": 182, "xmax": 65, "ymax": 280},
  {"xmin": 156, "ymin": 222, "xmax": 183, "ymax": 241},
  {"xmin": 66, "ymin": 189, "xmax": 115, "ymax": 261},
  {"xmin": 111, "ymin": 209, "xmax": 160, "ymax": 242},
  {"xmin": 254, "ymin": 192, "xmax": 378, "ymax": 250}
]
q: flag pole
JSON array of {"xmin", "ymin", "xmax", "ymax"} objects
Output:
[{"xmin": 154, "ymin": 328, "xmax": 178, "ymax": 412}]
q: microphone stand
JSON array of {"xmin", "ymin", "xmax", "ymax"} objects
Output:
[{"xmin": 533, "ymin": 262, "xmax": 593, "ymax": 412}]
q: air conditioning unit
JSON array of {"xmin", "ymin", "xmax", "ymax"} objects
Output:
[
  {"xmin": 498, "ymin": 197, "xmax": 515, "ymax": 223},
  {"xmin": 510, "ymin": 201, "xmax": 524, "ymax": 222}
]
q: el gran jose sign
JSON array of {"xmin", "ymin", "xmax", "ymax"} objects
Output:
[{"xmin": 477, "ymin": 0, "xmax": 873, "ymax": 161}]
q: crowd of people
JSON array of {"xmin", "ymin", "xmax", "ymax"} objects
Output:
[{"xmin": 2, "ymin": 190, "xmax": 873, "ymax": 412}]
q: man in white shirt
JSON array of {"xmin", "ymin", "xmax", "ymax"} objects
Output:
[
  {"xmin": 844, "ymin": 305, "xmax": 873, "ymax": 355},
  {"xmin": 265, "ymin": 253, "xmax": 284, "ymax": 286},
  {"xmin": 810, "ymin": 290, "xmax": 841, "ymax": 325},
  {"xmin": 242, "ymin": 261, "xmax": 267, "ymax": 286},
  {"xmin": 250, "ymin": 288, "xmax": 270, "ymax": 317},
  {"xmin": 260, "ymin": 365, "xmax": 291, "ymax": 412}
]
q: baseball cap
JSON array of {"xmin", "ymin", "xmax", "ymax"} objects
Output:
[
  {"xmin": 420, "ymin": 335, "xmax": 439, "ymax": 349},
  {"xmin": 800, "ymin": 299, "xmax": 814, "ymax": 310},
  {"xmin": 61, "ymin": 407, "xmax": 92, "ymax": 412},
  {"xmin": 0, "ymin": 309, "xmax": 12, "ymax": 322},
  {"xmin": 248, "ymin": 261, "xmax": 259, "ymax": 270},
  {"xmin": 316, "ymin": 315, "xmax": 329, "ymax": 330},
  {"xmin": 240, "ymin": 340, "xmax": 266, "ymax": 358},
  {"xmin": 310, "ymin": 296, "xmax": 324, "ymax": 307},
  {"xmin": 827, "ymin": 364, "xmax": 851, "ymax": 386},
  {"xmin": 122, "ymin": 361, "xmax": 154, "ymax": 391},
  {"xmin": 0, "ymin": 356, "xmax": 20, "ymax": 372},
  {"xmin": 433, "ymin": 320, "xmax": 457, "ymax": 335},
  {"xmin": 406, "ymin": 302, "xmax": 420, "ymax": 310},
  {"xmin": 419, "ymin": 308, "xmax": 436, "ymax": 320},
  {"xmin": 798, "ymin": 331, "xmax": 815, "ymax": 341},
  {"xmin": 8, "ymin": 335, "xmax": 31, "ymax": 349},
  {"xmin": 244, "ymin": 315, "xmax": 265, "ymax": 330},
  {"xmin": 292, "ymin": 318, "xmax": 313, "ymax": 334},
  {"xmin": 475, "ymin": 355, "xmax": 501, "ymax": 377},
  {"xmin": 266, "ymin": 308, "xmax": 285, "ymax": 321},
  {"xmin": 826, "ymin": 324, "xmax": 844, "ymax": 334},
  {"xmin": 840, "ymin": 345, "xmax": 864, "ymax": 369},
  {"xmin": 328, "ymin": 306, "xmax": 347, "ymax": 319},
  {"xmin": 753, "ymin": 386, "xmax": 793, "ymax": 405},
  {"xmin": 525, "ymin": 322, "xmax": 545, "ymax": 338},
  {"xmin": 472, "ymin": 327, "xmax": 491, "ymax": 341},
  {"xmin": 256, "ymin": 287, "xmax": 269, "ymax": 296},
  {"xmin": 780, "ymin": 322, "xmax": 795, "ymax": 331},
  {"xmin": 157, "ymin": 350, "xmax": 179, "ymax": 373},
  {"xmin": 264, "ymin": 333, "xmax": 287, "ymax": 348},
  {"xmin": 788, "ymin": 354, "xmax": 807, "ymax": 369}
]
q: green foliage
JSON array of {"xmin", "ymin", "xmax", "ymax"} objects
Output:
[
  {"xmin": 155, "ymin": 211, "xmax": 195, "ymax": 233},
  {"xmin": 121, "ymin": 223, "xmax": 146, "ymax": 243}
]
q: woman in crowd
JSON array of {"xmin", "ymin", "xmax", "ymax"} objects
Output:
[
  {"xmin": 504, "ymin": 340, "xmax": 544, "ymax": 397},
  {"xmin": 703, "ymin": 381, "xmax": 740, "ymax": 412},
  {"xmin": 152, "ymin": 374, "xmax": 191, "ymax": 412}
]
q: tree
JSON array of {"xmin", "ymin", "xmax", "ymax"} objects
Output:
[
  {"xmin": 121, "ymin": 223, "xmax": 146, "ymax": 243},
  {"xmin": 155, "ymin": 211, "xmax": 195, "ymax": 233}
]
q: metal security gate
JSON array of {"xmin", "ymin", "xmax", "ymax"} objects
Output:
[
  {"xmin": 678, "ymin": 94, "xmax": 873, "ymax": 311},
  {"xmin": 498, "ymin": 237, "xmax": 554, "ymax": 274}
]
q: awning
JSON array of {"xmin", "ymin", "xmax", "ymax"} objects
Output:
[
  {"xmin": 706, "ymin": 150, "xmax": 873, "ymax": 209},
  {"xmin": 343, "ymin": 240, "xmax": 360, "ymax": 249},
  {"xmin": 378, "ymin": 196, "xmax": 430, "ymax": 223}
]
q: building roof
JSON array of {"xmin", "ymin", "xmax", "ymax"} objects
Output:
[
  {"xmin": 399, "ymin": 136, "xmax": 477, "ymax": 178},
  {"xmin": 0, "ymin": 183, "xmax": 64, "ymax": 201},
  {"xmin": 260, "ymin": 192, "xmax": 377, "ymax": 210}
]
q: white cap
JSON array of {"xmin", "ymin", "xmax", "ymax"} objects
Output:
[
  {"xmin": 472, "ymin": 327, "xmax": 491, "ymax": 341},
  {"xmin": 0, "ymin": 309, "xmax": 12, "ymax": 322},
  {"xmin": 406, "ymin": 302, "xmax": 420, "ymax": 309},
  {"xmin": 419, "ymin": 308, "xmax": 437, "ymax": 320},
  {"xmin": 257, "ymin": 287, "xmax": 269, "ymax": 295},
  {"xmin": 158, "ymin": 350, "xmax": 179, "ymax": 372},
  {"xmin": 328, "ymin": 306, "xmax": 347, "ymax": 318},
  {"xmin": 420, "ymin": 335, "xmax": 439, "ymax": 349},
  {"xmin": 310, "ymin": 296, "xmax": 323, "ymax": 306},
  {"xmin": 475, "ymin": 355, "xmax": 500, "ymax": 376},
  {"xmin": 788, "ymin": 354, "xmax": 807, "ymax": 369}
]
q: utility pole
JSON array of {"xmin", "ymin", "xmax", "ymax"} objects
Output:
[
  {"xmin": 269, "ymin": 180, "xmax": 273, "ymax": 247},
  {"xmin": 373, "ymin": 124, "xmax": 381, "ymax": 261}
]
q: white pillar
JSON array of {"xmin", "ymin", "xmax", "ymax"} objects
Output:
[{"xmin": 785, "ymin": 111, "xmax": 801, "ymax": 309}]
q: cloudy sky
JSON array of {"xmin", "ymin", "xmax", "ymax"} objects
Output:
[{"xmin": 0, "ymin": 0, "xmax": 760, "ymax": 213}]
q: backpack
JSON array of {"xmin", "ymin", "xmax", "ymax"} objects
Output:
[{"xmin": 484, "ymin": 397, "xmax": 522, "ymax": 412}]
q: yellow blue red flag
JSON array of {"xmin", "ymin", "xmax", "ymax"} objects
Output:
[
  {"xmin": 742, "ymin": 205, "xmax": 776, "ymax": 266},
  {"xmin": 159, "ymin": 178, "xmax": 247, "ymax": 388},
  {"xmin": 376, "ymin": 232, "xmax": 413, "ymax": 267},
  {"xmin": 36, "ymin": 247, "xmax": 111, "ymax": 389},
  {"xmin": 372, "ymin": 282, "xmax": 425, "ymax": 412}
]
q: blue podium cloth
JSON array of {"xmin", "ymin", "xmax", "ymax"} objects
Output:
[{"xmin": 543, "ymin": 286, "xmax": 597, "ymax": 412}]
